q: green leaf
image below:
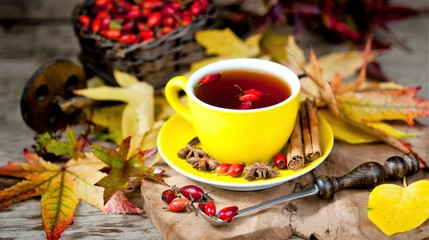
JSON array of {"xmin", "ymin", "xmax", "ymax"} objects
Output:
[
  {"xmin": 45, "ymin": 126, "xmax": 84, "ymax": 159},
  {"xmin": 109, "ymin": 20, "xmax": 123, "ymax": 30},
  {"xmin": 91, "ymin": 137, "xmax": 162, "ymax": 203}
]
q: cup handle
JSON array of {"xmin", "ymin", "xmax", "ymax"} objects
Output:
[{"xmin": 165, "ymin": 76, "xmax": 192, "ymax": 123}]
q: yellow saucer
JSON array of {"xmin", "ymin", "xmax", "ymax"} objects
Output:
[{"xmin": 157, "ymin": 114, "xmax": 334, "ymax": 191}]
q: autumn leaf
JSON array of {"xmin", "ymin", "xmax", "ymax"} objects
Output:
[
  {"xmin": 318, "ymin": 109, "xmax": 416, "ymax": 144},
  {"xmin": 302, "ymin": 48, "xmax": 342, "ymax": 119},
  {"xmin": 260, "ymin": 31, "xmax": 305, "ymax": 72},
  {"xmin": 183, "ymin": 28, "xmax": 263, "ymax": 78},
  {"xmin": 195, "ymin": 28, "xmax": 262, "ymax": 58},
  {"xmin": 337, "ymin": 87, "xmax": 429, "ymax": 126},
  {"xmin": 91, "ymin": 136, "xmax": 162, "ymax": 203},
  {"xmin": 290, "ymin": 37, "xmax": 429, "ymax": 168},
  {"xmin": 89, "ymin": 104, "xmax": 125, "ymax": 144},
  {"xmin": 105, "ymin": 190, "xmax": 144, "ymax": 214},
  {"xmin": 75, "ymin": 71, "xmax": 154, "ymax": 156},
  {"xmin": 43, "ymin": 126, "xmax": 86, "ymax": 160},
  {"xmin": 331, "ymin": 37, "xmax": 374, "ymax": 94},
  {"xmin": 0, "ymin": 150, "xmax": 106, "ymax": 240},
  {"xmin": 368, "ymin": 180, "xmax": 429, "ymax": 236}
]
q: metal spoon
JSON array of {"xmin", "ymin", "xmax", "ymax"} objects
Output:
[
  {"xmin": 199, "ymin": 153, "xmax": 419, "ymax": 226},
  {"xmin": 199, "ymin": 185, "xmax": 318, "ymax": 226}
]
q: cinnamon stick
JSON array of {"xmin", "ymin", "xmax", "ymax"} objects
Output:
[
  {"xmin": 286, "ymin": 114, "xmax": 305, "ymax": 170},
  {"xmin": 301, "ymin": 98, "xmax": 321, "ymax": 161}
]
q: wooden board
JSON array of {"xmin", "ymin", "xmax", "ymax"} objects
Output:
[{"xmin": 141, "ymin": 124, "xmax": 429, "ymax": 240}]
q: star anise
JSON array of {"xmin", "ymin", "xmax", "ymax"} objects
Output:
[
  {"xmin": 244, "ymin": 162, "xmax": 279, "ymax": 181},
  {"xmin": 186, "ymin": 154, "xmax": 220, "ymax": 171},
  {"xmin": 177, "ymin": 137, "xmax": 220, "ymax": 171}
]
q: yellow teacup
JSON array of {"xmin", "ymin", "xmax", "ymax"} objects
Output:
[{"xmin": 165, "ymin": 58, "xmax": 300, "ymax": 165}]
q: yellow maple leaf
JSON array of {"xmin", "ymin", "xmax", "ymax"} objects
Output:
[{"xmin": 368, "ymin": 180, "xmax": 429, "ymax": 236}]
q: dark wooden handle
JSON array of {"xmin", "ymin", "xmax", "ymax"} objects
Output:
[{"xmin": 315, "ymin": 152, "xmax": 420, "ymax": 199}]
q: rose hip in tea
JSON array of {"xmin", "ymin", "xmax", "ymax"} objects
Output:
[{"xmin": 194, "ymin": 70, "xmax": 291, "ymax": 110}]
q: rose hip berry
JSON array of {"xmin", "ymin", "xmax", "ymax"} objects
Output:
[
  {"xmin": 195, "ymin": 72, "xmax": 222, "ymax": 88},
  {"xmin": 147, "ymin": 12, "xmax": 162, "ymax": 27},
  {"xmin": 214, "ymin": 163, "xmax": 231, "ymax": 175},
  {"xmin": 178, "ymin": 184, "xmax": 211, "ymax": 202},
  {"xmin": 204, "ymin": 201, "xmax": 216, "ymax": 217},
  {"xmin": 79, "ymin": 15, "xmax": 91, "ymax": 29},
  {"xmin": 118, "ymin": 33, "xmax": 137, "ymax": 44},
  {"xmin": 166, "ymin": 198, "xmax": 191, "ymax": 212},
  {"xmin": 198, "ymin": 203, "xmax": 206, "ymax": 212},
  {"xmin": 243, "ymin": 89, "xmax": 265, "ymax": 97},
  {"xmin": 226, "ymin": 163, "xmax": 245, "ymax": 178},
  {"xmin": 239, "ymin": 101, "xmax": 252, "ymax": 109},
  {"xmin": 234, "ymin": 85, "xmax": 266, "ymax": 109},
  {"xmin": 190, "ymin": 1, "xmax": 202, "ymax": 16},
  {"xmin": 78, "ymin": 0, "xmax": 212, "ymax": 44},
  {"xmin": 101, "ymin": 29, "xmax": 121, "ymax": 39},
  {"xmin": 218, "ymin": 206, "xmax": 239, "ymax": 221},
  {"xmin": 161, "ymin": 189, "xmax": 177, "ymax": 204},
  {"xmin": 239, "ymin": 93, "xmax": 259, "ymax": 102},
  {"xmin": 274, "ymin": 153, "xmax": 287, "ymax": 169}
]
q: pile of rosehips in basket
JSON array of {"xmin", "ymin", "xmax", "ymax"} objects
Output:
[
  {"xmin": 78, "ymin": 0, "xmax": 211, "ymax": 43},
  {"xmin": 162, "ymin": 184, "xmax": 239, "ymax": 222}
]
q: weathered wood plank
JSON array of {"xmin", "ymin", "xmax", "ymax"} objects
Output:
[{"xmin": 0, "ymin": 0, "xmax": 83, "ymax": 20}]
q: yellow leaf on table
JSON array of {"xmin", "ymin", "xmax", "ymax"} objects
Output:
[
  {"xmin": 113, "ymin": 70, "xmax": 139, "ymax": 87},
  {"xmin": 75, "ymin": 80, "xmax": 154, "ymax": 156},
  {"xmin": 260, "ymin": 32, "xmax": 305, "ymax": 73},
  {"xmin": 195, "ymin": 28, "xmax": 261, "ymax": 57},
  {"xmin": 319, "ymin": 110, "xmax": 415, "ymax": 143},
  {"xmin": 244, "ymin": 33, "xmax": 263, "ymax": 57},
  {"xmin": 310, "ymin": 48, "xmax": 379, "ymax": 82},
  {"xmin": 286, "ymin": 34, "xmax": 306, "ymax": 72},
  {"xmin": 87, "ymin": 104, "xmax": 125, "ymax": 144},
  {"xmin": 368, "ymin": 180, "xmax": 429, "ymax": 236}
]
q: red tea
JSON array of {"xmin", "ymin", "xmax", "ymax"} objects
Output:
[{"xmin": 194, "ymin": 69, "xmax": 291, "ymax": 110}]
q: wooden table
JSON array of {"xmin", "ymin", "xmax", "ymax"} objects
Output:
[{"xmin": 0, "ymin": 0, "xmax": 428, "ymax": 239}]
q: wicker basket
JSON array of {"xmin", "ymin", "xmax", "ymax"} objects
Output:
[{"xmin": 72, "ymin": 1, "xmax": 218, "ymax": 89}]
